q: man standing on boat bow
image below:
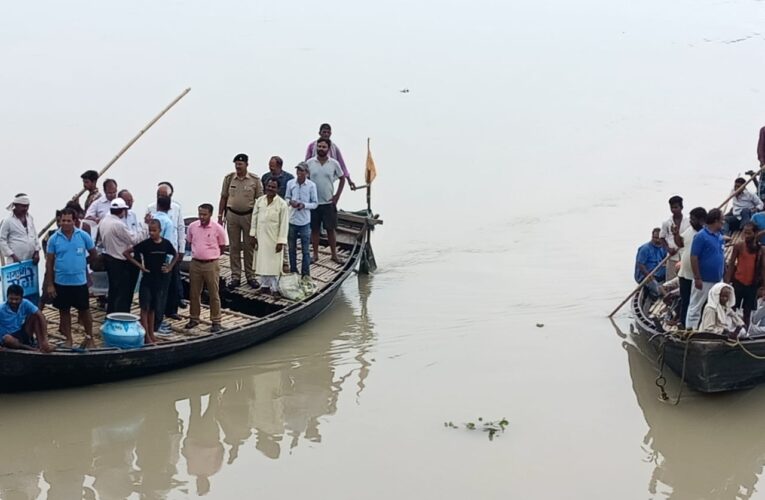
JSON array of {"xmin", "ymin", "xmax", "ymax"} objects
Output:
[
  {"xmin": 307, "ymin": 138, "xmax": 346, "ymax": 264},
  {"xmin": 219, "ymin": 153, "xmax": 263, "ymax": 290}
]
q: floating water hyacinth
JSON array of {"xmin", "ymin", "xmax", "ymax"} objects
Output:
[{"xmin": 444, "ymin": 417, "xmax": 509, "ymax": 441}]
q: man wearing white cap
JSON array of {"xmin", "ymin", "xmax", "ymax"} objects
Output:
[
  {"xmin": 0, "ymin": 194, "xmax": 40, "ymax": 266},
  {"xmin": 98, "ymin": 198, "xmax": 135, "ymax": 313},
  {"xmin": 0, "ymin": 194, "xmax": 41, "ymax": 304}
]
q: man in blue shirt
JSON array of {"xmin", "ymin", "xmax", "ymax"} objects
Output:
[
  {"xmin": 685, "ymin": 208, "xmax": 725, "ymax": 329},
  {"xmin": 1, "ymin": 284, "xmax": 52, "ymax": 352},
  {"xmin": 634, "ymin": 228, "xmax": 667, "ymax": 297},
  {"xmin": 44, "ymin": 207, "xmax": 98, "ymax": 348}
]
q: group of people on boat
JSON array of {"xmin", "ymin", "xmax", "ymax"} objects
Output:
[
  {"xmin": 634, "ymin": 128, "xmax": 765, "ymax": 338},
  {"xmin": 0, "ymin": 123, "xmax": 353, "ymax": 350}
]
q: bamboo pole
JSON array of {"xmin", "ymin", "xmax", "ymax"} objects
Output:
[
  {"xmin": 608, "ymin": 165, "xmax": 765, "ymax": 318},
  {"xmin": 37, "ymin": 87, "xmax": 192, "ymax": 237}
]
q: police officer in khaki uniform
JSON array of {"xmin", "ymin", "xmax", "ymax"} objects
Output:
[{"xmin": 218, "ymin": 153, "xmax": 263, "ymax": 289}]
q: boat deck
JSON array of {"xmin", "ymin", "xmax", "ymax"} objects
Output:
[
  {"xmin": 41, "ymin": 247, "xmax": 352, "ymax": 349},
  {"xmin": 41, "ymin": 297, "xmax": 254, "ymax": 349},
  {"xmin": 38, "ymin": 211, "xmax": 372, "ymax": 351},
  {"xmin": 218, "ymin": 246, "xmax": 350, "ymax": 307}
]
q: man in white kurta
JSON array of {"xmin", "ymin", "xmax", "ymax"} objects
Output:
[
  {"xmin": 0, "ymin": 195, "xmax": 40, "ymax": 264},
  {"xmin": 249, "ymin": 179, "xmax": 289, "ymax": 293}
]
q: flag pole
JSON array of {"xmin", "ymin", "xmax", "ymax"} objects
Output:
[{"xmin": 366, "ymin": 138, "xmax": 372, "ymax": 215}]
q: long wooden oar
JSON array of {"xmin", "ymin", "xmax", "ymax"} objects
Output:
[
  {"xmin": 37, "ymin": 87, "xmax": 192, "ymax": 237},
  {"xmin": 608, "ymin": 164, "xmax": 765, "ymax": 318}
]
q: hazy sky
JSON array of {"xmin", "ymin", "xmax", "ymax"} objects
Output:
[{"xmin": 2, "ymin": 0, "xmax": 765, "ymax": 252}]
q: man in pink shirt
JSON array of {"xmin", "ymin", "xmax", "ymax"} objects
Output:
[
  {"xmin": 305, "ymin": 123, "xmax": 356, "ymax": 190},
  {"xmin": 185, "ymin": 203, "xmax": 228, "ymax": 333}
]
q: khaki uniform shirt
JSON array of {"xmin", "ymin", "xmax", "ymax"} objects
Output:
[{"xmin": 221, "ymin": 172, "xmax": 263, "ymax": 213}]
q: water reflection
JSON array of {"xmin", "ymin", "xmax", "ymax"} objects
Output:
[
  {"xmin": 0, "ymin": 276, "xmax": 375, "ymax": 499},
  {"xmin": 625, "ymin": 339, "xmax": 765, "ymax": 499}
]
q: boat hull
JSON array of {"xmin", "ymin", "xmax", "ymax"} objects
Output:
[
  {"xmin": 0, "ymin": 230, "xmax": 366, "ymax": 391},
  {"xmin": 631, "ymin": 289, "xmax": 765, "ymax": 392}
]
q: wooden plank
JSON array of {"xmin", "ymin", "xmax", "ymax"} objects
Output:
[{"xmin": 40, "ymin": 295, "xmax": 257, "ymax": 348}]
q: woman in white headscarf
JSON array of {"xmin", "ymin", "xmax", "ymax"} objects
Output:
[{"xmin": 699, "ymin": 282, "xmax": 745, "ymax": 338}]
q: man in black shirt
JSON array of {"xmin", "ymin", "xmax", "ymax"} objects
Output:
[{"xmin": 124, "ymin": 219, "xmax": 178, "ymax": 344}]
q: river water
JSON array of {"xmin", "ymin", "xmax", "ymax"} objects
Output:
[{"xmin": 3, "ymin": 0, "xmax": 765, "ymax": 498}]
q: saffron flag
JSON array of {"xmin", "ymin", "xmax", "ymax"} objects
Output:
[{"xmin": 365, "ymin": 138, "xmax": 377, "ymax": 184}]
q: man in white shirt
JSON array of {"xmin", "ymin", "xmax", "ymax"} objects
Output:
[
  {"xmin": 724, "ymin": 177, "xmax": 763, "ymax": 235},
  {"xmin": 659, "ymin": 195, "xmax": 690, "ymax": 280},
  {"xmin": 674, "ymin": 207, "xmax": 708, "ymax": 329},
  {"xmin": 85, "ymin": 178, "xmax": 119, "ymax": 224},
  {"xmin": 0, "ymin": 194, "xmax": 40, "ymax": 265},
  {"xmin": 0, "ymin": 194, "xmax": 41, "ymax": 304},
  {"xmin": 119, "ymin": 189, "xmax": 146, "ymax": 294},
  {"xmin": 98, "ymin": 199, "xmax": 135, "ymax": 313}
]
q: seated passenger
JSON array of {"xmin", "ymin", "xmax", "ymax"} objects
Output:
[
  {"xmin": 0, "ymin": 284, "xmax": 52, "ymax": 352},
  {"xmin": 724, "ymin": 177, "xmax": 763, "ymax": 235},
  {"xmin": 659, "ymin": 270, "xmax": 681, "ymax": 326},
  {"xmin": 746, "ymin": 288, "xmax": 765, "ymax": 338},
  {"xmin": 700, "ymin": 282, "xmax": 745, "ymax": 338},
  {"xmin": 634, "ymin": 228, "xmax": 667, "ymax": 298}
]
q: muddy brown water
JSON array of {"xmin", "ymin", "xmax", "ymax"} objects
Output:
[{"xmin": 3, "ymin": 0, "xmax": 765, "ymax": 498}]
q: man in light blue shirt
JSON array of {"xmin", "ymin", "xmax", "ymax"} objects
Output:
[
  {"xmin": 285, "ymin": 163, "xmax": 318, "ymax": 276},
  {"xmin": 45, "ymin": 207, "xmax": 98, "ymax": 347}
]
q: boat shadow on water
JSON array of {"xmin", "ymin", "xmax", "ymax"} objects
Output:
[
  {"xmin": 625, "ymin": 339, "xmax": 765, "ymax": 499},
  {"xmin": 0, "ymin": 276, "xmax": 376, "ymax": 499}
]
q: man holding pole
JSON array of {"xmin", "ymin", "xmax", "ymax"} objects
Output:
[
  {"xmin": 79, "ymin": 170, "xmax": 101, "ymax": 212},
  {"xmin": 723, "ymin": 177, "xmax": 762, "ymax": 236},
  {"xmin": 218, "ymin": 153, "xmax": 262, "ymax": 290},
  {"xmin": 634, "ymin": 228, "xmax": 667, "ymax": 298},
  {"xmin": 307, "ymin": 138, "xmax": 346, "ymax": 264},
  {"xmin": 305, "ymin": 123, "xmax": 356, "ymax": 190}
]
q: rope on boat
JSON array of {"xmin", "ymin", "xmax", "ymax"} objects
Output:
[
  {"xmin": 655, "ymin": 330, "xmax": 696, "ymax": 405},
  {"xmin": 728, "ymin": 338, "xmax": 765, "ymax": 360}
]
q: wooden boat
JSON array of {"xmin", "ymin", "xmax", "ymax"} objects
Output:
[
  {"xmin": 631, "ymin": 239, "xmax": 765, "ymax": 393},
  {"xmin": 0, "ymin": 210, "xmax": 382, "ymax": 391}
]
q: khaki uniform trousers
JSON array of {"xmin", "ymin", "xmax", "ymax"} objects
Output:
[
  {"xmin": 189, "ymin": 259, "xmax": 222, "ymax": 324},
  {"xmin": 226, "ymin": 211, "xmax": 256, "ymax": 282}
]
